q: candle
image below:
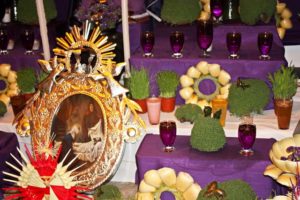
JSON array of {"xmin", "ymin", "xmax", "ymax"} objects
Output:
[
  {"xmin": 35, "ymin": 0, "xmax": 50, "ymax": 61},
  {"xmin": 121, "ymin": 0, "xmax": 130, "ymax": 76}
]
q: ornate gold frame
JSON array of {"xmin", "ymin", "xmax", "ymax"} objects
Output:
[{"xmin": 14, "ymin": 22, "xmax": 144, "ymax": 188}]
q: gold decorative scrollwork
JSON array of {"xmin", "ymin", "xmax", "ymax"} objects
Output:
[{"xmin": 14, "ymin": 22, "xmax": 144, "ymax": 188}]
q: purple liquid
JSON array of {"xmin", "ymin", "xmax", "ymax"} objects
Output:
[
  {"xmin": 141, "ymin": 32, "xmax": 154, "ymax": 54},
  {"xmin": 197, "ymin": 20, "xmax": 213, "ymax": 51},
  {"xmin": 258, "ymin": 32, "xmax": 273, "ymax": 56},
  {"xmin": 198, "ymin": 35, "xmax": 213, "ymax": 50},
  {"xmin": 160, "ymin": 121, "xmax": 176, "ymax": 147},
  {"xmin": 238, "ymin": 124, "xmax": 256, "ymax": 149},
  {"xmin": 21, "ymin": 30, "xmax": 34, "ymax": 51},
  {"xmin": 170, "ymin": 32, "xmax": 184, "ymax": 53},
  {"xmin": 210, "ymin": 0, "xmax": 223, "ymax": 18},
  {"xmin": 0, "ymin": 30, "xmax": 8, "ymax": 50},
  {"xmin": 226, "ymin": 32, "xmax": 241, "ymax": 55}
]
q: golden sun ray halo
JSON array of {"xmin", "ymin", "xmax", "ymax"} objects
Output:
[{"xmin": 52, "ymin": 22, "xmax": 117, "ymax": 73}]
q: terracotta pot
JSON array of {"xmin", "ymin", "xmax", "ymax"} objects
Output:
[
  {"xmin": 10, "ymin": 93, "xmax": 34, "ymax": 116},
  {"xmin": 134, "ymin": 98, "xmax": 147, "ymax": 113},
  {"xmin": 161, "ymin": 97, "xmax": 176, "ymax": 112},
  {"xmin": 274, "ymin": 99, "xmax": 293, "ymax": 130}
]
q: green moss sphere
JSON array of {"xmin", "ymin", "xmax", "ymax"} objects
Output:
[
  {"xmin": 198, "ymin": 179, "xmax": 257, "ymax": 200},
  {"xmin": 239, "ymin": 0, "xmax": 276, "ymax": 25},
  {"xmin": 161, "ymin": 0, "xmax": 201, "ymax": 25},
  {"xmin": 228, "ymin": 79, "xmax": 270, "ymax": 117},
  {"xmin": 0, "ymin": 101, "xmax": 7, "ymax": 117},
  {"xmin": 175, "ymin": 104, "xmax": 203, "ymax": 123},
  {"xmin": 190, "ymin": 117, "xmax": 226, "ymax": 152}
]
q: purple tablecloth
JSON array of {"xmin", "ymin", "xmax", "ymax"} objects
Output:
[
  {"xmin": 130, "ymin": 23, "xmax": 286, "ymax": 107},
  {"xmin": 136, "ymin": 134, "xmax": 275, "ymax": 199},
  {"xmin": 0, "ymin": 132, "xmax": 20, "ymax": 198}
]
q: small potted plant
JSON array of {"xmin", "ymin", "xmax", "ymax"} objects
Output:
[
  {"xmin": 228, "ymin": 78, "xmax": 270, "ymax": 156},
  {"xmin": 268, "ymin": 65, "xmax": 297, "ymax": 129},
  {"xmin": 129, "ymin": 68, "xmax": 150, "ymax": 113},
  {"xmin": 11, "ymin": 68, "xmax": 37, "ymax": 116},
  {"xmin": 156, "ymin": 70, "xmax": 179, "ymax": 112}
]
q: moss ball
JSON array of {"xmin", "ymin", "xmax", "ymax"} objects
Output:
[
  {"xmin": 228, "ymin": 79, "xmax": 270, "ymax": 117},
  {"xmin": 190, "ymin": 117, "xmax": 226, "ymax": 152},
  {"xmin": 175, "ymin": 104, "xmax": 203, "ymax": 123},
  {"xmin": 0, "ymin": 101, "xmax": 7, "ymax": 117},
  {"xmin": 198, "ymin": 179, "xmax": 257, "ymax": 200}
]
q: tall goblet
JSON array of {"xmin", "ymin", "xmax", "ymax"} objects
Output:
[
  {"xmin": 159, "ymin": 121, "xmax": 176, "ymax": 152},
  {"xmin": 197, "ymin": 20, "xmax": 213, "ymax": 57},
  {"xmin": 140, "ymin": 31, "xmax": 154, "ymax": 57},
  {"xmin": 226, "ymin": 32, "xmax": 241, "ymax": 59},
  {"xmin": 21, "ymin": 28, "xmax": 35, "ymax": 55},
  {"xmin": 170, "ymin": 31, "xmax": 184, "ymax": 58},
  {"xmin": 210, "ymin": 0, "xmax": 223, "ymax": 23},
  {"xmin": 0, "ymin": 28, "xmax": 9, "ymax": 55},
  {"xmin": 257, "ymin": 32, "xmax": 273, "ymax": 60}
]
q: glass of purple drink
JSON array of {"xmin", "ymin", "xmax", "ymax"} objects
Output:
[
  {"xmin": 170, "ymin": 31, "xmax": 184, "ymax": 58},
  {"xmin": 257, "ymin": 32, "xmax": 273, "ymax": 60},
  {"xmin": 21, "ymin": 28, "xmax": 35, "ymax": 55},
  {"xmin": 210, "ymin": 0, "xmax": 223, "ymax": 24},
  {"xmin": 226, "ymin": 32, "xmax": 241, "ymax": 59},
  {"xmin": 197, "ymin": 20, "xmax": 213, "ymax": 57},
  {"xmin": 140, "ymin": 31, "xmax": 154, "ymax": 57},
  {"xmin": 0, "ymin": 28, "xmax": 9, "ymax": 55},
  {"xmin": 159, "ymin": 121, "xmax": 176, "ymax": 152},
  {"xmin": 238, "ymin": 122, "xmax": 256, "ymax": 156}
]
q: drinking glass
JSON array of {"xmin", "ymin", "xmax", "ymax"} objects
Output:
[
  {"xmin": 140, "ymin": 31, "xmax": 154, "ymax": 57},
  {"xmin": 197, "ymin": 20, "xmax": 213, "ymax": 57},
  {"xmin": 21, "ymin": 28, "xmax": 35, "ymax": 55},
  {"xmin": 170, "ymin": 31, "xmax": 184, "ymax": 58},
  {"xmin": 0, "ymin": 28, "xmax": 9, "ymax": 55},
  {"xmin": 238, "ymin": 122, "xmax": 256, "ymax": 156},
  {"xmin": 210, "ymin": 0, "xmax": 223, "ymax": 23},
  {"xmin": 159, "ymin": 121, "xmax": 176, "ymax": 152},
  {"xmin": 146, "ymin": 97, "xmax": 161, "ymax": 125},
  {"xmin": 257, "ymin": 32, "xmax": 273, "ymax": 60},
  {"xmin": 226, "ymin": 32, "xmax": 241, "ymax": 59}
]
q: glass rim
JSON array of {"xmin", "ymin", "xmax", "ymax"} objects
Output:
[
  {"xmin": 258, "ymin": 32, "xmax": 273, "ymax": 36},
  {"xmin": 160, "ymin": 120, "xmax": 176, "ymax": 127},
  {"xmin": 171, "ymin": 31, "xmax": 184, "ymax": 35},
  {"xmin": 227, "ymin": 32, "xmax": 241, "ymax": 36}
]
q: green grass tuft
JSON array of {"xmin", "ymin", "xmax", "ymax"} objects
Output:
[{"xmin": 156, "ymin": 70, "xmax": 179, "ymax": 98}]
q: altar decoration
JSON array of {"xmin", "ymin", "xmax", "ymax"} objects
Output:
[
  {"xmin": 17, "ymin": 0, "xmax": 57, "ymax": 25},
  {"xmin": 228, "ymin": 78, "xmax": 270, "ymax": 156},
  {"xmin": 190, "ymin": 109, "xmax": 226, "ymax": 152},
  {"xmin": 228, "ymin": 79, "xmax": 270, "ymax": 118},
  {"xmin": 179, "ymin": 61, "xmax": 231, "ymax": 109},
  {"xmin": 137, "ymin": 167, "xmax": 202, "ymax": 200},
  {"xmin": 275, "ymin": 3, "xmax": 293, "ymax": 39},
  {"xmin": 3, "ymin": 142, "xmax": 91, "ymax": 200},
  {"xmin": 156, "ymin": 70, "xmax": 179, "ymax": 112},
  {"xmin": 264, "ymin": 134, "xmax": 300, "ymax": 187},
  {"xmin": 129, "ymin": 68, "xmax": 150, "ymax": 113},
  {"xmin": 175, "ymin": 104, "xmax": 203, "ymax": 123},
  {"xmin": 198, "ymin": 179, "xmax": 257, "ymax": 200},
  {"xmin": 161, "ymin": 0, "xmax": 202, "ymax": 25},
  {"xmin": 198, "ymin": 0, "xmax": 210, "ymax": 21},
  {"xmin": 94, "ymin": 184, "xmax": 123, "ymax": 200},
  {"xmin": 239, "ymin": 0, "xmax": 276, "ymax": 25},
  {"xmin": 269, "ymin": 65, "xmax": 297, "ymax": 129},
  {"xmin": 75, "ymin": 0, "xmax": 121, "ymax": 31},
  {"xmin": 0, "ymin": 64, "xmax": 18, "ymax": 106},
  {"xmin": 13, "ymin": 22, "xmax": 145, "ymax": 188}
]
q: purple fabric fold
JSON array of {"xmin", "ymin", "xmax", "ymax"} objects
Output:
[{"xmin": 136, "ymin": 134, "xmax": 275, "ymax": 199}]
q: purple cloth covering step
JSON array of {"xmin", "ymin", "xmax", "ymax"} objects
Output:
[
  {"xmin": 136, "ymin": 134, "xmax": 275, "ymax": 199},
  {"xmin": 130, "ymin": 23, "xmax": 286, "ymax": 108},
  {"xmin": 0, "ymin": 131, "xmax": 20, "ymax": 198}
]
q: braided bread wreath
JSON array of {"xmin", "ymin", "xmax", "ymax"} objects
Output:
[
  {"xmin": 179, "ymin": 61, "xmax": 231, "ymax": 109},
  {"xmin": 136, "ymin": 167, "xmax": 202, "ymax": 200},
  {"xmin": 0, "ymin": 64, "xmax": 19, "ymax": 105}
]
